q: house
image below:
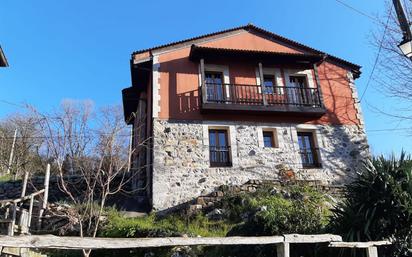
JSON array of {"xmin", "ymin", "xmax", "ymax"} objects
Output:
[
  {"xmin": 122, "ymin": 24, "xmax": 369, "ymax": 211},
  {"xmin": 0, "ymin": 46, "xmax": 8, "ymax": 67}
]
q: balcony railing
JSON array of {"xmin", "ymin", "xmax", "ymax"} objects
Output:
[
  {"xmin": 209, "ymin": 145, "xmax": 232, "ymax": 167},
  {"xmin": 205, "ymin": 83, "xmax": 322, "ymax": 106},
  {"xmin": 202, "ymin": 83, "xmax": 325, "ymax": 115}
]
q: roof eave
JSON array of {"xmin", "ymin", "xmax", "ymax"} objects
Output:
[{"xmin": 0, "ymin": 46, "xmax": 9, "ymax": 67}]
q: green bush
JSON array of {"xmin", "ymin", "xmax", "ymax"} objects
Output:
[
  {"xmin": 225, "ymin": 185, "xmax": 331, "ymax": 236},
  {"xmin": 330, "ymin": 153, "xmax": 412, "ymax": 257}
]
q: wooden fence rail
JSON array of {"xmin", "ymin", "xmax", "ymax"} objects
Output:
[{"xmin": 0, "ymin": 234, "xmax": 391, "ymax": 257}]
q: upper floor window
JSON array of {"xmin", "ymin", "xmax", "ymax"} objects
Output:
[
  {"xmin": 297, "ymin": 131, "xmax": 321, "ymax": 168},
  {"xmin": 263, "ymin": 74, "xmax": 275, "ymax": 94},
  {"xmin": 289, "ymin": 75, "xmax": 308, "ymax": 88},
  {"xmin": 289, "ymin": 75, "xmax": 313, "ymax": 105},
  {"xmin": 209, "ymin": 129, "xmax": 231, "ymax": 167},
  {"xmin": 205, "ymin": 71, "xmax": 225, "ymax": 102}
]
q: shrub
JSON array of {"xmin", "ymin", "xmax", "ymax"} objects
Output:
[
  {"xmin": 330, "ymin": 153, "xmax": 412, "ymax": 257},
  {"xmin": 225, "ymin": 185, "xmax": 331, "ymax": 236}
]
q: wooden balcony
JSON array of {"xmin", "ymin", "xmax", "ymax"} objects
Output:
[{"xmin": 201, "ymin": 83, "xmax": 326, "ymax": 116}]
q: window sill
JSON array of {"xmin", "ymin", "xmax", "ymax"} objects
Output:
[
  {"xmin": 210, "ymin": 163, "xmax": 232, "ymax": 168},
  {"xmin": 302, "ymin": 164, "xmax": 322, "ymax": 169}
]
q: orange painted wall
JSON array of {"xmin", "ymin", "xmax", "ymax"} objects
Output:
[
  {"xmin": 202, "ymin": 31, "xmax": 303, "ymax": 53},
  {"xmin": 156, "ymin": 31, "xmax": 360, "ymax": 125}
]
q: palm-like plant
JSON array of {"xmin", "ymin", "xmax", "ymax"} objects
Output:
[{"xmin": 330, "ymin": 152, "xmax": 412, "ymax": 256}]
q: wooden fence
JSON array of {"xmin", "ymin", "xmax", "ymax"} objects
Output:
[
  {"xmin": 0, "ymin": 234, "xmax": 390, "ymax": 257},
  {"xmin": 0, "ymin": 164, "xmax": 50, "ymax": 236}
]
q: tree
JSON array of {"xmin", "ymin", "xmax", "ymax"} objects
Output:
[
  {"xmin": 32, "ymin": 100, "xmax": 139, "ymax": 257},
  {"xmin": 370, "ymin": 2, "xmax": 412, "ymax": 122},
  {"xmin": 0, "ymin": 113, "xmax": 44, "ymax": 178},
  {"xmin": 330, "ymin": 153, "xmax": 412, "ymax": 257}
]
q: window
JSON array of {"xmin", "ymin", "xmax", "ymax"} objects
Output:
[
  {"xmin": 209, "ymin": 129, "xmax": 231, "ymax": 167},
  {"xmin": 262, "ymin": 130, "xmax": 277, "ymax": 148},
  {"xmin": 263, "ymin": 75, "xmax": 275, "ymax": 94},
  {"xmin": 297, "ymin": 132, "xmax": 321, "ymax": 168},
  {"xmin": 289, "ymin": 76, "xmax": 307, "ymax": 88},
  {"xmin": 205, "ymin": 71, "xmax": 225, "ymax": 101},
  {"xmin": 289, "ymin": 76, "xmax": 310, "ymax": 105}
]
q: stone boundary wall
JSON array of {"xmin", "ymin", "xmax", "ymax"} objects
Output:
[
  {"xmin": 0, "ymin": 175, "xmax": 133, "ymax": 202},
  {"xmin": 159, "ymin": 179, "xmax": 346, "ymax": 216},
  {"xmin": 195, "ymin": 179, "xmax": 345, "ymax": 209},
  {"xmin": 152, "ymin": 119, "xmax": 369, "ymax": 210},
  {"xmin": 0, "ymin": 176, "xmax": 79, "ymax": 201}
]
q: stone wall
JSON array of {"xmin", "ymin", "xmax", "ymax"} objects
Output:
[
  {"xmin": 188, "ymin": 179, "xmax": 346, "ymax": 214},
  {"xmin": 0, "ymin": 176, "xmax": 79, "ymax": 201},
  {"xmin": 152, "ymin": 119, "xmax": 369, "ymax": 210},
  {"xmin": 0, "ymin": 175, "xmax": 134, "ymax": 204}
]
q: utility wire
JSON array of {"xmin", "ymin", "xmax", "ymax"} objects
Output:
[
  {"xmin": 334, "ymin": 0, "xmax": 399, "ymax": 33},
  {"xmin": 0, "ymin": 99, "xmax": 26, "ymax": 109},
  {"xmin": 359, "ymin": 6, "xmax": 393, "ymax": 102},
  {"xmin": 335, "ymin": 0, "xmax": 382, "ymax": 23},
  {"xmin": 367, "ymin": 127, "xmax": 412, "ymax": 132}
]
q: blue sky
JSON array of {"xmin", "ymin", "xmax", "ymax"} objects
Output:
[{"xmin": 0, "ymin": 0, "xmax": 409, "ymax": 155}]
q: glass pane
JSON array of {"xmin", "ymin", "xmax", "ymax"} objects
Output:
[
  {"xmin": 304, "ymin": 136, "xmax": 311, "ymax": 149},
  {"xmin": 298, "ymin": 135, "xmax": 304, "ymax": 149},
  {"xmin": 264, "ymin": 80, "xmax": 273, "ymax": 87},
  {"xmin": 214, "ymin": 76, "xmax": 223, "ymax": 84},
  {"xmin": 218, "ymin": 131, "xmax": 227, "ymax": 146},
  {"xmin": 264, "ymin": 76, "xmax": 274, "ymax": 94},
  {"xmin": 263, "ymin": 135, "xmax": 273, "ymax": 147},
  {"xmin": 216, "ymin": 85, "xmax": 224, "ymax": 100},
  {"xmin": 209, "ymin": 131, "xmax": 216, "ymax": 146}
]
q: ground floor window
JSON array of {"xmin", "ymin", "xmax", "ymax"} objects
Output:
[
  {"xmin": 209, "ymin": 129, "xmax": 231, "ymax": 167},
  {"xmin": 262, "ymin": 129, "xmax": 278, "ymax": 148},
  {"xmin": 297, "ymin": 131, "xmax": 321, "ymax": 168}
]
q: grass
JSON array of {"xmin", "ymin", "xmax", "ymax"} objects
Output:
[
  {"xmin": 0, "ymin": 173, "xmax": 13, "ymax": 182},
  {"xmin": 100, "ymin": 210, "xmax": 233, "ymax": 238}
]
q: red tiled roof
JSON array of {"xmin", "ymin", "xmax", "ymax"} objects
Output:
[
  {"xmin": 189, "ymin": 45, "xmax": 324, "ymax": 64},
  {"xmin": 132, "ymin": 24, "xmax": 361, "ymax": 74}
]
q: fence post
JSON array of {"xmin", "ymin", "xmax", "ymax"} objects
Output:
[
  {"xmin": 9, "ymin": 204, "xmax": 16, "ymax": 236},
  {"xmin": 28, "ymin": 195, "xmax": 34, "ymax": 229},
  {"xmin": 38, "ymin": 163, "xmax": 50, "ymax": 229},
  {"xmin": 21, "ymin": 171, "xmax": 29, "ymax": 198},
  {"xmin": 276, "ymin": 242, "xmax": 290, "ymax": 257},
  {"xmin": 366, "ymin": 246, "xmax": 378, "ymax": 257}
]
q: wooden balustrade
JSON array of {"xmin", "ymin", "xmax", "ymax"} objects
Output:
[{"xmin": 201, "ymin": 83, "xmax": 325, "ymax": 115}]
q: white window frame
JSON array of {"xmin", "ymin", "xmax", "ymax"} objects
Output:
[
  {"xmin": 295, "ymin": 124, "xmax": 323, "ymax": 168},
  {"xmin": 284, "ymin": 68, "xmax": 315, "ymax": 88},
  {"xmin": 258, "ymin": 127, "xmax": 279, "ymax": 148},
  {"xmin": 198, "ymin": 64, "xmax": 230, "ymax": 98},
  {"xmin": 202, "ymin": 123, "xmax": 237, "ymax": 168},
  {"xmin": 255, "ymin": 67, "xmax": 284, "ymax": 94}
]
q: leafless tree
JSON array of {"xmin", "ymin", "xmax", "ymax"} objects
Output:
[
  {"xmin": 0, "ymin": 113, "xmax": 44, "ymax": 178},
  {"xmin": 370, "ymin": 2, "xmax": 412, "ymax": 122},
  {"xmin": 32, "ymin": 100, "xmax": 140, "ymax": 257}
]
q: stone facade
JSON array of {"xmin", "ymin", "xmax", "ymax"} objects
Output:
[{"xmin": 152, "ymin": 119, "xmax": 369, "ymax": 210}]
